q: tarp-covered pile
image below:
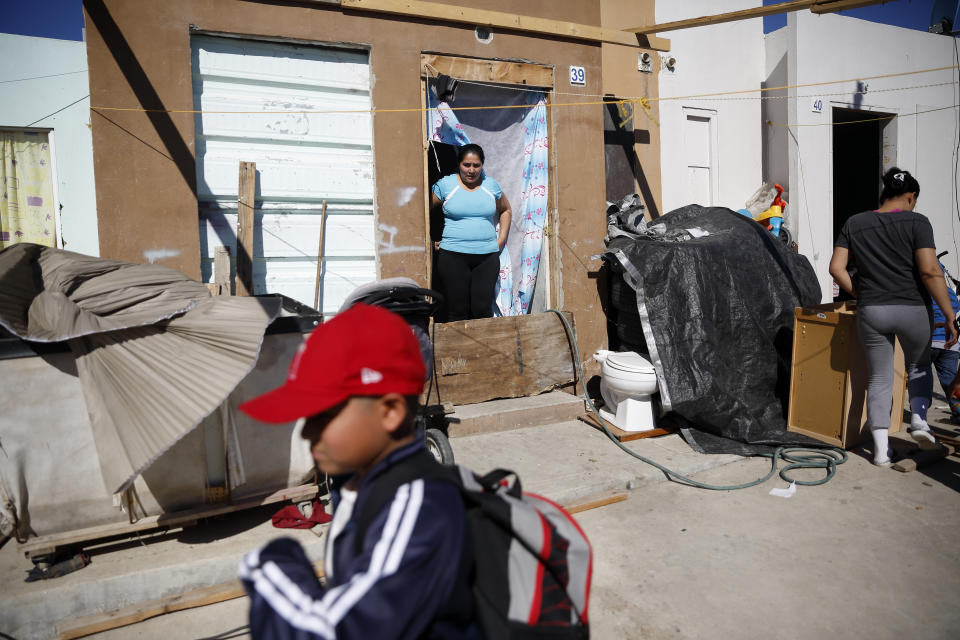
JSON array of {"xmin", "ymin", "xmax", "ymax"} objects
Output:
[
  {"xmin": 0, "ymin": 243, "xmax": 281, "ymax": 498},
  {"xmin": 604, "ymin": 204, "xmax": 822, "ymax": 454}
]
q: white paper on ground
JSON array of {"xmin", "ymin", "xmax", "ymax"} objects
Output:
[{"xmin": 769, "ymin": 482, "xmax": 796, "ymax": 498}]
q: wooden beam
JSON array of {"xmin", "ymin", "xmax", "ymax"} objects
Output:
[
  {"xmin": 313, "ymin": 200, "xmax": 327, "ymax": 310},
  {"xmin": 342, "ymin": 0, "xmax": 670, "ymax": 51},
  {"xmin": 235, "ymin": 161, "xmax": 256, "ymax": 297},
  {"xmin": 421, "ymin": 54, "xmax": 554, "ymax": 87},
  {"xmin": 58, "ymin": 562, "xmax": 326, "ymax": 639},
  {"xmin": 626, "ymin": 0, "xmax": 888, "ymax": 35}
]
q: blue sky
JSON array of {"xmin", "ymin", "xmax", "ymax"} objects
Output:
[
  {"xmin": 763, "ymin": 0, "xmax": 940, "ymax": 33},
  {"xmin": 2, "ymin": 0, "xmax": 84, "ymax": 41},
  {"xmin": 0, "ymin": 0, "xmax": 947, "ymax": 41}
]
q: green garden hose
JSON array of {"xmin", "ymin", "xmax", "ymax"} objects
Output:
[{"xmin": 548, "ymin": 309, "xmax": 847, "ymax": 489}]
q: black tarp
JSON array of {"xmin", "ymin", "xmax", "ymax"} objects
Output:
[{"xmin": 604, "ymin": 205, "xmax": 823, "ymax": 454}]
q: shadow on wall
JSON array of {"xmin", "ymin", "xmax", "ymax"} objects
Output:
[
  {"xmin": 603, "ymin": 99, "xmax": 659, "ymax": 219},
  {"xmin": 83, "ymin": 0, "xmax": 197, "ymax": 197},
  {"xmin": 761, "ymin": 50, "xmax": 789, "ymax": 189}
]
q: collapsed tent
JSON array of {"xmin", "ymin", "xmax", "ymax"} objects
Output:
[
  {"xmin": 0, "ymin": 244, "xmax": 290, "ymax": 539},
  {"xmin": 603, "ymin": 205, "xmax": 823, "ymax": 454}
]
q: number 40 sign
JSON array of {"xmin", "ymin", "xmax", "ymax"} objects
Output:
[{"xmin": 569, "ymin": 66, "xmax": 586, "ymax": 86}]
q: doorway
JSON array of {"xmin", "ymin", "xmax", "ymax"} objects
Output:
[
  {"xmin": 831, "ymin": 107, "xmax": 895, "ymax": 241},
  {"xmin": 421, "ymin": 55, "xmax": 555, "ymax": 317}
]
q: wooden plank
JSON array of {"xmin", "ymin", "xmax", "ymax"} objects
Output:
[
  {"xmin": 313, "ymin": 200, "xmax": 328, "ymax": 310},
  {"xmin": 421, "ymin": 54, "xmax": 554, "ymax": 88},
  {"xmin": 421, "ymin": 76, "xmax": 433, "ymax": 282},
  {"xmin": 235, "ymin": 160, "xmax": 256, "ymax": 297},
  {"xmin": 433, "ymin": 312, "xmax": 575, "ymax": 405},
  {"xmin": 625, "ymin": 0, "xmax": 885, "ymax": 35},
  {"xmin": 562, "ymin": 490, "xmax": 628, "ymax": 515},
  {"xmin": 545, "ymin": 93, "xmax": 559, "ymax": 311},
  {"xmin": 20, "ymin": 484, "xmax": 317, "ymax": 557},
  {"xmin": 892, "ymin": 444, "xmax": 952, "ymax": 473},
  {"xmin": 577, "ymin": 412, "xmax": 672, "ymax": 442},
  {"xmin": 214, "ymin": 246, "xmax": 231, "ymax": 296},
  {"xmin": 343, "ymin": 0, "xmax": 671, "ymax": 50},
  {"xmin": 58, "ymin": 562, "xmax": 326, "ymax": 639}
]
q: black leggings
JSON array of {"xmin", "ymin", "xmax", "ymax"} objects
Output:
[{"xmin": 436, "ymin": 249, "xmax": 499, "ymax": 321}]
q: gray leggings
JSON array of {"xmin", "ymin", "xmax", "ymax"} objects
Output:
[{"xmin": 858, "ymin": 304, "xmax": 933, "ymax": 430}]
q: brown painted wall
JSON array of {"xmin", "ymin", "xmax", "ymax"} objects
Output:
[{"xmin": 83, "ymin": 0, "xmax": 659, "ymax": 362}]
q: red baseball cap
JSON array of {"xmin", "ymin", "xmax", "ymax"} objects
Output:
[{"xmin": 239, "ymin": 303, "xmax": 426, "ymax": 423}]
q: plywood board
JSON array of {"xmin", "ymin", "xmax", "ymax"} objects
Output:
[
  {"xmin": 421, "ymin": 54, "xmax": 554, "ymax": 88},
  {"xmin": 577, "ymin": 412, "xmax": 672, "ymax": 442},
  {"xmin": 433, "ymin": 312, "xmax": 575, "ymax": 405}
]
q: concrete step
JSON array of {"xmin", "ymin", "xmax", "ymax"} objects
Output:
[
  {"xmin": 446, "ymin": 390, "xmax": 585, "ymax": 438},
  {"xmin": 0, "ymin": 505, "xmax": 327, "ymax": 640}
]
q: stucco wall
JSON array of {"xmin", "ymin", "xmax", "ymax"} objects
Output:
[
  {"xmin": 0, "ymin": 33, "xmax": 99, "ymax": 256},
  {"xmin": 654, "ymin": 0, "xmax": 763, "ymax": 216},
  {"xmin": 775, "ymin": 12, "xmax": 958, "ymax": 300},
  {"xmin": 656, "ymin": 1, "xmax": 763, "ymax": 215},
  {"xmin": 83, "ymin": 0, "xmax": 658, "ymax": 360}
]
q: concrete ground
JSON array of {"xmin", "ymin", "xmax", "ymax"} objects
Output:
[{"xmin": 3, "ymin": 405, "xmax": 960, "ymax": 639}]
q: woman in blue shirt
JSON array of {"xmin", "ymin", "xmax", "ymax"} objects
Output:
[{"xmin": 431, "ymin": 144, "xmax": 512, "ymax": 320}]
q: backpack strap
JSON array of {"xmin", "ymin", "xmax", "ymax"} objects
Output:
[{"xmin": 352, "ymin": 449, "xmax": 458, "ymax": 556}]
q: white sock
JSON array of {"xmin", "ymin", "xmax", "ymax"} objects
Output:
[
  {"xmin": 910, "ymin": 413, "xmax": 930, "ymax": 432},
  {"xmin": 871, "ymin": 428, "xmax": 890, "ymax": 463}
]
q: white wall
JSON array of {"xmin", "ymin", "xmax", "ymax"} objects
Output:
[
  {"xmin": 656, "ymin": 1, "xmax": 764, "ymax": 215},
  {"xmin": 0, "ymin": 33, "xmax": 99, "ymax": 256},
  {"xmin": 769, "ymin": 12, "xmax": 958, "ymax": 300}
]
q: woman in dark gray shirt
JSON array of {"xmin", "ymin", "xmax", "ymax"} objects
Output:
[{"xmin": 829, "ymin": 168, "xmax": 958, "ymax": 465}]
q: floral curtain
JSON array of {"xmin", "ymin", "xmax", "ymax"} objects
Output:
[
  {"xmin": 495, "ymin": 99, "xmax": 548, "ymax": 316},
  {"xmin": 0, "ymin": 130, "xmax": 57, "ymax": 248}
]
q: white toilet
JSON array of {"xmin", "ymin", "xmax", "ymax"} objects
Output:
[{"xmin": 593, "ymin": 350, "xmax": 659, "ymax": 432}]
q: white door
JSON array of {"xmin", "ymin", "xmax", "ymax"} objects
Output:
[
  {"xmin": 683, "ymin": 108, "xmax": 718, "ymax": 206},
  {"xmin": 192, "ymin": 35, "xmax": 376, "ymax": 313}
]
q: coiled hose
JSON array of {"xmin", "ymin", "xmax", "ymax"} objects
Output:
[{"xmin": 547, "ymin": 309, "xmax": 847, "ymax": 489}]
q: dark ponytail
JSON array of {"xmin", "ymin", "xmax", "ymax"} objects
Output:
[{"xmin": 880, "ymin": 167, "xmax": 920, "ymax": 203}]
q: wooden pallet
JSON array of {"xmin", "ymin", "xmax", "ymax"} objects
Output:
[
  {"xmin": 577, "ymin": 412, "xmax": 672, "ymax": 442},
  {"xmin": 20, "ymin": 484, "xmax": 318, "ymax": 558}
]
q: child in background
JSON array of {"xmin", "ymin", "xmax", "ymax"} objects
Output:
[
  {"xmin": 917, "ymin": 261, "xmax": 960, "ymax": 424},
  {"xmin": 237, "ymin": 303, "xmax": 478, "ymax": 639}
]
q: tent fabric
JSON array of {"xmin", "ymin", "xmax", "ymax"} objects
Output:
[
  {"xmin": 604, "ymin": 205, "xmax": 823, "ymax": 453},
  {"xmin": 0, "ymin": 242, "xmax": 209, "ymax": 341},
  {"xmin": 0, "ymin": 244, "xmax": 282, "ymax": 493}
]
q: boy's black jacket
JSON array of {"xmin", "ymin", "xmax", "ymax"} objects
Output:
[{"xmin": 240, "ymin": 439, "xmax": 479, "ymax": 639}]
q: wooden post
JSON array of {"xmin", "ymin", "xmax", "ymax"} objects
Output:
[
  {"xmin": 313, "ymin": 200, "xmax": 328, "ymax": 311},
  {"xmin": 235, "ymin": 161, "xmax": 256, "ymax": 297},
  {"xmin": 213, "ymin": 246, "xmax": 231, "ymax": 296}
]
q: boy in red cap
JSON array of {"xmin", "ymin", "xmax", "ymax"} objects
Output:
[{"xmin": 238, "ymin": 303, "xmax": 477, "ymax": 639}]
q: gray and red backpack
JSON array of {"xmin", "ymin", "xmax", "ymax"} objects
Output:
[{"xmin": 355, "ymin": 450, "xmax": 592, "ymax": 639}]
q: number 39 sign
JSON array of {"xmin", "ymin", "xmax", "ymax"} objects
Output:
[{"xmin": 569, "ymin": 66, "xmax": 586, "ymax": 86}]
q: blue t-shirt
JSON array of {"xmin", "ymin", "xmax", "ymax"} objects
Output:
[{"xmin": 432, "ymin": 174, "xmax": 503, "ymax": 254}]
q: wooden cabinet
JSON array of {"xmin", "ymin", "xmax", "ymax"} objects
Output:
[{"xmin": 787, "ymin": 302, "xmax": 905, "ymax": 449}]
